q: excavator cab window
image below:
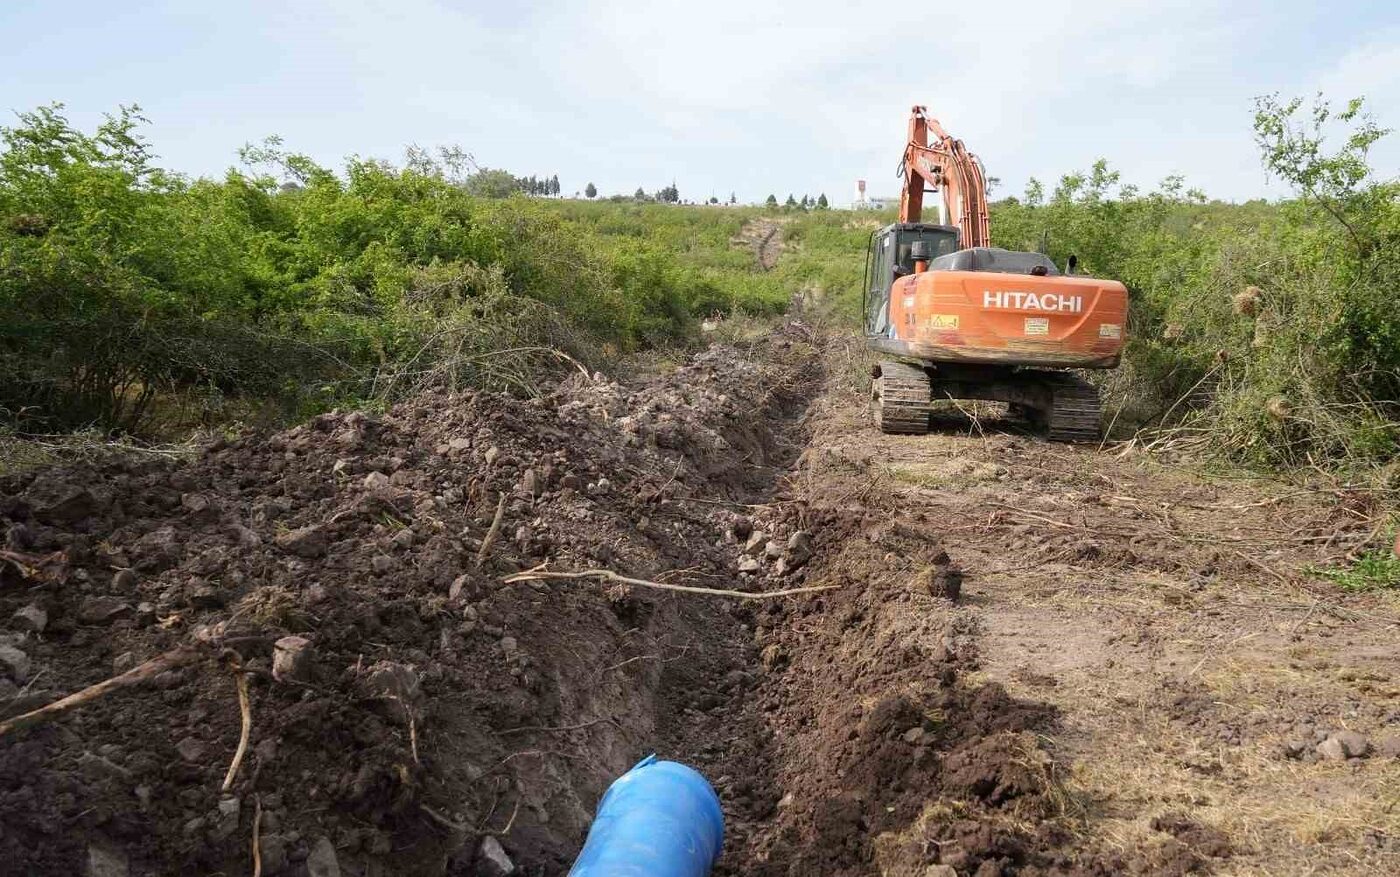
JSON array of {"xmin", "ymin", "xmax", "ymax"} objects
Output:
[{"xmin": 864, "ymin": 225, "xmax": 959, "ymax": 336}]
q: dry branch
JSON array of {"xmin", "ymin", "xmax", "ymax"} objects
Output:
[
  {"xmin": 0, "ymin": 646, "xmax": 203, "ymax": 737},
  {"xmin": 503, "ymin": 567, "xmax": 836, "ymax": 600}
]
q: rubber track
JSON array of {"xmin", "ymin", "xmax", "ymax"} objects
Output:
[{"xmin": 873, "ymin": 361, "xmax": 932, "ymax": 434}]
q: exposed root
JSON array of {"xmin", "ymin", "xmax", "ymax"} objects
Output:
[
  {"xmin": 475, "ymin": 492, "xmax": 507, "ymax": 569},
  {"xmin": 0, "ymin": 646, "xmax": 203, "ymax": 737},
  {"xmin": 222, "ymin": 666, "xmax": 253, "ymax": 792}
]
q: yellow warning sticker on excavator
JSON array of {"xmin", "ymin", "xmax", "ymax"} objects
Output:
[
  {"xmin": 1024, "ymin": 317, "xmax": 1050, "ymax": 336},
  {"xmin": 929, "ymin": 314, "xmax": 959, "ymax": 330}
]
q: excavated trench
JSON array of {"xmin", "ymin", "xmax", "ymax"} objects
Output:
[{"xmin": 0, "ymin": 325, "xmax": 1204, "ymax": 876}]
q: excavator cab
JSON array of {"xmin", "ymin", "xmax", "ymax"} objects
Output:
[{"xmin": 863, "ymin": 222, "xmax": 960, "ymax": 336}]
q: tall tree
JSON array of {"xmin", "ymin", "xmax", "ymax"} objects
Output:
[
  {"xmin": 550, "ymin": 174, "xmax": 560, "ymax": 196},
  {"xmin": 765, "ymin": 194, "xmax": 778, "ymax": 207},
  {"xmin": 784, "ymin": 194, "xmax": 797, "ymax": 208},
  {"xmin": 817, "ymin": 193, "xmax": 829, "ymax": 209},
  {"xmin": 585, "ymin": 182, "xmax": 597, "ymax": 199},
  {"xmin": 634, "ymin": 187, "xmax": 647, "ymax": 200}
]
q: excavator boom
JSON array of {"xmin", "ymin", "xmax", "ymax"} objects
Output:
[{"xmin": 898, "ymin": 106, "xmax": 990, "ymax": 247}]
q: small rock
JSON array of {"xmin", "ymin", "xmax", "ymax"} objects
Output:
[
  {"xmin": 499, "ymin": 636, "xmax": 518, "ymax": 657},
  {"xmin": 232, "ymin": 526, "xmax": 262, "ymax": 548},
  {"xmin": 112, "ymin": 652, "xmax": 139, "ymax": 674},
  {"xmin": 371, "ymin": 554, "xmax": 394, "ymax": 574},
  {"xmin": 1282, "ymin": 740, "xmax": 1307, "ymax": 759},
  {"xmin": 175, "ymin": 736, "xmax": 207, "ymax": 763},
  {"xmin": 476, "ymin": 836, "xmax": 515, "ymax": 876},
  {"xmin": 925, "ymin": 866, "xmax": 958, "ymax": 877},
  {"xmin": 763, "ymin": 540, "xmax": 783, "ymax": 560},
  {"xmin": 79, "ymin": 596, "xmax": 132, "ymax": 625},
  {"xmin": 0, "ymin": 643, "xmax": 30, "ymax": 682},
  {"xmin": 218, "ymin": 796, "xmax": 240, "ymax": 819},
  {"xmin": 483, "ymin": 446, "xmax": 500, "ymax": 465},
  {"xmin": 1332, "ymin": 730, "xmax": 1370, "ymax": 758},
  {"xmin": 10, "ymin": 604, "xmax": 47, "ymax": 633},
  {"xmin": 732, "ymin": 517, "xmax": 753, "ymax": 540},
  {"xmin": 307, "ymin": 836, "xmax": 340, "ymax": 877},
  {"xmin": 737, "ymin": 557, "xmax": 762, "ymax": 574},
  {"xmin": 112, "ymin": 569, "xmax": 138, "ymax": 589},
  {"xmin": 363, "ymin": 471, "xmax": 391, "ymax": 491},
  {"xmin": 786, "ymin": 530, "xmax": 812, "ymax": 554},
  {"xmin": 134, "ymin": 602, "xmax": 157, "ymax": 625},
  {"xmin": 274, "ymin": 525, "xmax": 328, "ymax": 559},
  {"xmin": 449, "ymin": 574, "xmax": 471, "ymax": 601},
  {"xmin": 522, "ymin": 468, "xmax": 540, "ymax": 497},
  {"xmin": 272, "ymin": 636, "xmax": 315, "ymax": 683},
  {"xmin": 902, "ymin": 726, "xmax": 926, "ymax": 744},
  {"xmin": 390, "ymin": 528, "xmax": 415, "ymax": 549},
  {"xmin": 742, "ymin": 532, "xmax": 768, "ymax": 555},
  {"xmin": 1316, "ymin": 737, "xmax": 1347, "ymax": 761},
  {"xmin": 87, "ymin": 842, "xmax": 129, "ymax": 877}
]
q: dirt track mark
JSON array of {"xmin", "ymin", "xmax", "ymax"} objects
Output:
[{"xmin": 733, "ymin": 218, "xmax": 784, "ymax": 271}]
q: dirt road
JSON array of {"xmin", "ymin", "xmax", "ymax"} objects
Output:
[{"xmin": 1, "ymin": 326, "xmax": 1396, "ymax": 875}]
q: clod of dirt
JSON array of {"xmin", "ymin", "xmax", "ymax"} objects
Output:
[
  {"xmin": 1322, "ymin": 730, "xmax": 1370, "ymax": 759},
  {"xmin": 1150, "ymin": 812, "xmax": 1233, "ymax": 860},
  {"xmin": 0, "ymin": 642, "xmax": 30, "ymax": 681},
  {"xmin": 271, "ymin": 635, "xmax": 315, "ymax": 682},
  {"xmin": 307, "ymin": 835, "xmax": 341, "ymax": 877},
  {"xmin": 911, "ymin": 560, "xmax": 963, "ymax": 601},
  {"xmin": 10, "ymin": 604, "xmax": 47, "ymax": 633}
]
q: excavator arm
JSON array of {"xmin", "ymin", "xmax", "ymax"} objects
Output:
[{"xmin": 898, "ymin": 106, "xmax": 991, "ymax": 248}]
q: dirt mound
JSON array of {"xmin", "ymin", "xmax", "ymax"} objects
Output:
[{"xmin": 0, "ymin": 336, "xmax": 817, "ymax": 875}]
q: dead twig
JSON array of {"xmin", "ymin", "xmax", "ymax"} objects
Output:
[
  {"xmin": 502, "ymin": 568, "xmax": 836, "ymax": 600},
  {"xmin": 475, "ymin": 493, "xmax": 507, "ymax": 569},
  {"xmin": 0, "ymin": 646, "xmax": 203, "ymax": 737},
  {"xmin": 222, "ymin": 666, "xmax": 253, "ymax": 792}
]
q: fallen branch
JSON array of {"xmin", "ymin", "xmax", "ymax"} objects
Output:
[
  {"xmin": 475, "ymin": 493, "xmax": 507, "ymax": 569},
  {"xmin": 502, "ymin": 568, "xmax": 836, "ymax": 600},
  {"xmin": 0, "ymin": 646, "xmax": 203, "ymax": 737},
  {"xmin": 222, "ymin": 667, "xmax": 253, "ymax": 792}
]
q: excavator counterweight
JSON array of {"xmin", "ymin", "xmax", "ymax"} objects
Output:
[{"xmin": 865, "ymin": 106, "xmax": 1128, "ymax": 441}]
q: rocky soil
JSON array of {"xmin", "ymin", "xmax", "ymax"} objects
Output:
[{"xmin": 2, "ymin": 324, "xmax": 1397, "ymax": 876}]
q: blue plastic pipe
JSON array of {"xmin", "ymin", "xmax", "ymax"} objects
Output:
[{"xmin": 568, "ymin": 755, "xmax": 724, "ymax": 877}]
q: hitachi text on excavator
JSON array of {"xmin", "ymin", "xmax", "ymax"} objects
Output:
[{"xmin": 865, "ymin": 106, "xmax": 1128, "ymax": 441}]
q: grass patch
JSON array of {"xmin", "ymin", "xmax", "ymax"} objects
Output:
[{"xmin": 1310, "ymin": 550, "xmax": 1400, "ymax": 591}]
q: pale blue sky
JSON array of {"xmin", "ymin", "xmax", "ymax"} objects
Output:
[{"xmin": 3, "ymin": 1, "xmax": 1397, "ymax": 203}]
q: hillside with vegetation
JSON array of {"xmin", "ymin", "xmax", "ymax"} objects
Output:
[{"xmin": 2, "ymin": 96, "xmax": 1397, "ymax": 485}]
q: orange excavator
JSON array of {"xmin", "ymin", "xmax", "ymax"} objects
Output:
[{"xmin": 865, "ymin": 106, "xmax": 1127, "ymax": 440}]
